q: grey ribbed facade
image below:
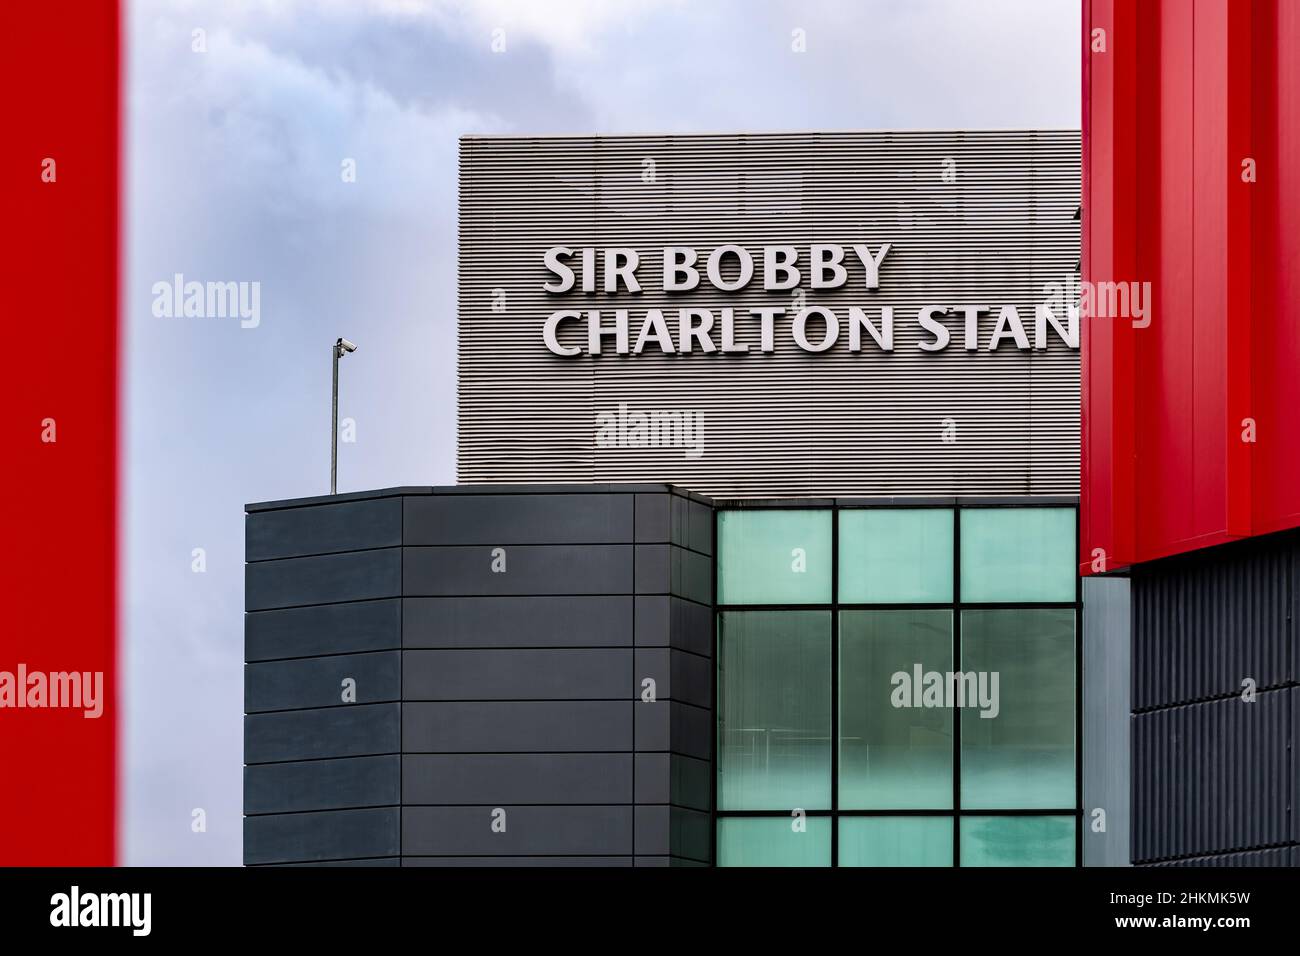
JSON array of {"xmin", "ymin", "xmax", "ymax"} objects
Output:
[
  {"xmin": 458, "ymin": 130, "xmax": 1080, "ymax": 497},
  {"xmin": 1130, "ymin": 530, "xmax": 1300, "ymax": 866},
  {"xmin": 243, "ymin": 485, "xmax": 713, "ymax": 866}
]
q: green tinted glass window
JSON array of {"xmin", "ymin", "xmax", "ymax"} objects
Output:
[
  {"xmin": 839, "ymin": 816, "xmax": 953, "ymax": 866},
  {"xmin": 959, "ymin": 816, "xmax": 1075, "ymax": 866},
  {"xmin": 718, "ymin": 510, "xmax": 832, "ymax": 604},
  {"xmin": 838, "ymin": 509, "xmax": 953, "ymax": 603},
  {"xmin": 959, "ymin": 508, "xmax": 1076, "ymax": 602},
  {"xmin": 839, "ymin": 610, "xmax": 953, "ymax": 809},
  {"xmin": 717, "ymin": 816, "xmax": 831, "ymax": 867},
  {"xmin": 960, "ymin": 609, "xmax": 1076, "ymax": 809},
  {"xmin": 717, "ymin": 611, "xmax": 831, "ymax": 810}
]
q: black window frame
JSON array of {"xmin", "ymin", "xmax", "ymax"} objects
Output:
[{"xmin": 711, "ymin": 496, "xmax": 1083, "ymax": 867}]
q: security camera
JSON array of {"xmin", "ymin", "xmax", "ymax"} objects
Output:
[{"xmin": 336, "ymin": 338, "xmax": 358, "ymax": 354}]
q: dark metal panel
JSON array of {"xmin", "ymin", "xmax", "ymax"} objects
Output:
[
  {"xmin": 401, "ymin": 545, "xmax": 633, "ymax": 596},
  {"xmin": 403, "ymin": 494, "xmax": 633, "ymax": 545},
  {"xmin": 244, "ymin": 756, "xmax": 400, "ymax": 815},
  {"xmin": 245, "ymin": 599, "xmax": 401, "ymax": 662},
  {"xmin": 634, "ymin": 753, "xmax": 712, "ymax": 811},
  {"xmin": 633, "ymin": 648, "xmax": 712, "ymax": 708},
  {"xmin": 244, "ymin": 702, "xmax": 400, "ymax": 764},
  {"xmin": 677, "ymin": 495, "xmax": 715, "ymax": 556},
  {"xmin": 402, "ymin": 806, "xmax": 633, "ymax": 855},
  {"xmin": 634, "ymin": 806, "xmax": 711, "ymax": 862},
  {"xmin": 246, "ymin": 549, "xmax": 401, "ymax": 611},
  {"xmin": 635, "ymin": 494, "xmax": 672, "ymax": 543},
  {"xmin": 401, "ymin": 856, "xmax": 633, "ymax": 867},
  {"xmin": 1132, "ymin": 688, "xmax": 1292, "ymax": 863},
  {"xmin": 402, "ymin": 701, "xmax": 632, "ymax": 753},
  {"xmin": 1142, "ymin": 846, "xmax": 1294, "ymax": 867},
  {"xmin": 403, "ymin": 596, "xmax": 631, "ymax": 648},
  {"xmin": 633, "ymin": 596, "xmax": 713, "ymax": 656},
  {"xmin": 262, "ymin": 858, "xmax": 400, "ymax": 867},
  {"xmin": 402, "ymin": 648, "xmax": 630, "ymax": 701},
  {"xmin": 634, "ymin": 544, "xmax": 713, "ymax": 605},
  {"xmin": 634, "ymin": 700, "xmax": 711, "ymax": 760},
  {"xmin": 244, "ymin": 807, "xmax": 399, "ymax": 865},
  {"xmin": 402, "ymin": 754, "xmax": 632, "ymax": 805},
  {"xmin": 1132, "ymin": 536, "xmax": 1293, "ymax": 709},
  {"xmin": 245, "ymin": 497, "xmax": 401, "ymax": 562},
  {"xmin": 245, "ymin": 651, "xmax": 400, "ymax": 713}
]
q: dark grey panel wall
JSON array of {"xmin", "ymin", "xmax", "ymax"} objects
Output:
[
  {"xmin": 403, "ymin": 701, "xmax": 632, "ymax": 752},
  {"xmin": 245, "ymin": 496, "xmax": 409, "ymax": 865},
  {"xmin": 246, "ymin": 496, "xmax": 402, "ymax": 561},
  {"xmin": 403, "ymin": 754, "xmax": 633, "ymax": 804},
  {"xmin": 403, "ymin": 649, "xmax": 630, "ymax": 700},
  {"xmin": 246, "ymin": 599, "xmax": 400, "ymax": 661},
  {"xmin": 1147, "ymin": 847, "xmax": 1298, "ymax": 867},
  {"xmin": 1132, "ymin": 536, "xmax": 1295, "ymax": 709},
  {"xmin": 1130, "ymin": 531, "xmax": 1300, "ymax": 868},
  {"xmin": 247, "ymin": 548, "xmax": 401, "ymax": 610},
  {"xmin": 1082, "ymin": 577, "xmax": 1130, "ymax": 867},
  {"xmin": 246, "ymin": 486, "xmax": 714, "ymax": 866},
  {"xmin": 245, "ymin": 703, "xmax": 400, "ymax": 764},
  {"xmin": 246, "ymin": 651, "xmax": 400, "ymax": 712},
  {"xmin": 404, "ymin": 806, "xmax": 632, "ymax": 856},
  {"xmin": 403, "ymin": 596, "xmax": 631, "ymax": 648},
  {"xmin": 404, "ymin": 494, "xmax": 633, "ymax": 544},
  {"xmin": 245, "ymin": 808, "xmax": 400, "ymax": 865},
  {"xmin": 245, "ymin": 756, "xmax": 400, "ymax": 814},
  {"xmin": 403, "ymin": 545, "xmax": 632, "ymax": 596},
  {"xmin": 634, "ymin": 545, "xmax": 713, "ymax": 605},
  {"xmin": 1132, "ymin": 689, "xmax": 1294, "ymax": 864}
]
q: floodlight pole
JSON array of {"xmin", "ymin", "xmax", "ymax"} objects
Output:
[
  {"xmin": 331, "ymin": 337, "xmax": 356, "ymax": 494},
  {"xmin": 331, "ymin": 341, "xmax": 339, "ymax": 495}
]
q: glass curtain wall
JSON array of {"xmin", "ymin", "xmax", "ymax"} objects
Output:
[{"xmin": 715, "ymin": 504, "xmax": 1078, "ymax": 867}]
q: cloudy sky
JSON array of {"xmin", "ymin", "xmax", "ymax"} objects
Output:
[{"xmin": 124, "ymin": 0, "xmax": 1080, "ymax": 864}]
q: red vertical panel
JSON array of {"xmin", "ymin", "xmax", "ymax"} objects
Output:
[
  {"xmin": 1190, "ymin": 0, "xmax": 1230, "ymax": 542},
  {"xmin": 1131, "ymin": 0, "xmax": 1161, "ymax": 559},
  {"xmin": 1188, "ymin": 0, "xmax": 1252, "ymax": 545},
  {"xmin": 1081, "ymin": 0, "xmax": 1139, "ymax": 574},
  {"xmin": 1140, "ymin": 0, "xmax": 1195, "ymax": 558},
  {"xmin": 0, "ymin": 6, "xmax": 120, "ymax": 862},
  {"xmin": 1085, "ymin": 0, "xmax": 1300, "ymax": 567},
  {"xmin": 1223, "ymin": 0, "xmax": 1253, "ymax": 539},
  {"xmin": 1252, "ymin": 0, "xmax": 1300, "ymax": 535}
]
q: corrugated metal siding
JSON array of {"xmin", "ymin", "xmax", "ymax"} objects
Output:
[
  {"xmin": 1131, "ymin": 689, "xmax": 1294, "ymax": 864},
  {"xmin": 1145, "ymin": 847, "xmax": 1297, "ymax": 867},
  {"xmin": 458, "ymin": 130, "xmax": 1080, "ymax": 497},
  {"xmin": 1131, "ymin": 537, "xmax": 1295, "ymax": 710}
]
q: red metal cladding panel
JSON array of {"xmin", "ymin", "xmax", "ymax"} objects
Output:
[
  {"xmin": 1252, "ymin": 0, "xmax": 1300, "ymax": 536},
  {"xmin": 0, "ymin": 6, "xmax": 120, "ymax": 861},
  {"xmin": 1083, "ymin": 0, "xmax": 1300, "ymax": 571},
  {"xmin": 1081, "ymin": 0, "xmax": 1138, "ymax": 575}
]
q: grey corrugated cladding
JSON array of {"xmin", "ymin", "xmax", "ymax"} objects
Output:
[
  {"xmin": 1129, "ymin": 530, "xmax": 1300, "ymax": 866},
  {"xmin": 458, "ymin": 130, "xmax": 1080, "ymax": 497}
]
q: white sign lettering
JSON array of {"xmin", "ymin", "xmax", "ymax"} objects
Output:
[{"xmin": 539, "ymin": 244, "xmax": 1079, "ymax": 356}]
